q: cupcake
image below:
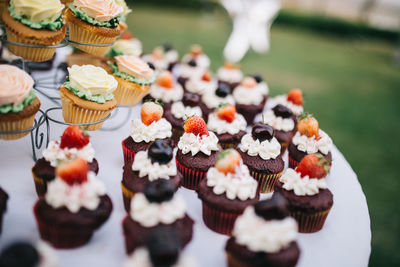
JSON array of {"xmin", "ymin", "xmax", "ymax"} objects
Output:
[
  {"xmin": 0, "ymin": 0, "xmax": 8, "ymax": 20},
  {"xmin": 0, "ymin": 241, "xmax": 58, "ymax": 266},
  {"xmin": 274, "ymin": 153, "xmax": 333, "ymax": 233},
  {"xmin": 124, "ymin": 228, "xmax": 197, "ymax": 267},
  {"xmin": 59, "ymin": 64, "xmax": 118, "ymax": 131},
  {"xmin": 217, "ymin": 62, "xmax": 243, "ymax": 91},
  {"xmin": 105, "ymin": 33, "xmax": 142, "ymax": 58},
  {"xmin": 163, "ymin": 92, "xmax": 202, "ymax": 145},
  {"xmin": 65, "ymin": 0, "xmax": 123, "ymax": 56},
  {"xmin": 198, "ymin": 149, "xmax": 259, "ymax": 235},
  {"xmin": 273, "ymin": 89, "xmax": 304, "ymax": 117},
  {"xmin": 122, "ymin": 179, "xmax": 194, "ymax": 254},
  {"xmin": 114, "ymin": 0, "xmax": 131, "ymax": 33},
  {"xmin": 176, "ymin": 60, "xmax": 202, "ymax": 89},
  {"xmin": 2, "ymin": 0, "xmax": 66, "ymax": 62},
  {"xmin": 32, "ymin": 125, "xmax": 99, "ymax": 197},
  {"xmin": 0, "ymin": 187, "xmax": 8, "ymax": 236},
  {"xmin": 288, "ymin": 114, "xmax": 333, "ymax": 168},
  {"xmin": 239, "ymin": 123, "xmax": 284, "ymax": 193},
  {"xmin": 176, "ymin": 116, "xmax": 219, "ymax": 190},
  {"xmin": 181, "ymin": 44, "xmax": 210, "ymax": 70},
  {"xmin": 0, "ymin": 65, "xmax": 41, "ymax": 140},
  {"xmin": 262, "ymin": 104, "xmax": 296, "ymax": 154},
  {"xmin": 109, "ymin": 55, "xmax": 155, "ymax": 105},
  {"xmin": 233, "ymin": 76, "xmax": 269, "ymax": 124},
  {"xmin": 184, "ymin": 69, "xmax": 216, "ymax": 97},
  {"xmin": 200, "ymin": 83, "xmax": 235, "ymax": 121},
  {"xmin": 142, "ymin": 44, "xmax": 179, "ymax": 72},
  {"xmin": 65, "ymin": 46, "xmax": 108, "ymax": 69},
  {"xmin": 144, "ymin": 71, "xmax": 183, "ymax": 110},
  {"xmin": 226, "ymin": 193, "xmax": 300, "ymax": 267},
  {"xmin": 207, "ymin": 103, "xmax": 247, "ymax": 149},
  {"xmin": 121, "ymin": 139, "xmax": 181, "ymax": 212},
  {"xmin": 122, "ymin": 101, "xmax": 172, "ymax": 167},
  {"xmin": 34, "ymin": 158, "xmax": 113, "ymax": 248}
]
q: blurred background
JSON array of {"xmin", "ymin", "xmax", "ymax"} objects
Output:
[{"xmin": 125, "ymin": 0, "xmax": 399, "ymax": 266}]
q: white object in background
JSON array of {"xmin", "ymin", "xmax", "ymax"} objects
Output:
[{"xmin": 221, "ymin": 0, "xmax": 281, "ymax": 63}]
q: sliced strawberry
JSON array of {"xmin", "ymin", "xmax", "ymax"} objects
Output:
[
  {"xmin": 141, "ymin": 101, "xmax": 164, "ymax": 126},
  {"xmin": 242, "ymin": 77, "xmax": 257, "ymax": 88},
  {"xmin": 60, "ymin": 125, "xmax": 90, "ymax": 149},
  {"xmin": 184, "ymin": 116, "xmax": 209, "ymax": 136},
  {"xmin": 287, "ymin": 89, "xmax": 303, "ymax": 106},
  {"xmin": 201, "ymin": 71, "xmax": 212, "ymax": 82},
  {"xmin": 297, "ymin": 113, "xmax": 319, "ymax": 138},
  {"xmin": 56, "ymin": 158, "xmax": 89, "ymax": 185},
  {"xmin": 296, "ymin": 153, "xmax": 331, "ymax": 179},
  {"xmin": 216, "ymin": 103, "xmax": 236, "ymax": 123},
  {"xmin": 157, "ymin": 71, "xmax": 174, "ymax": 89},
  {"xmin": 215, "ymin": 149, "xmax": 241, "ymax": 174}
]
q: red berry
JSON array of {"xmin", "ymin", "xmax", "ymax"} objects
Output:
[
  {"xmin": 287, "ymin": 89, "xmax": 303, "ymax": 105},
  {"xmin": 56, "ymin": 158, "xmax": 89, "ymax": 185},
  {"xmin": 215, "ymin": 149, "xmax": 242, "ymax": 174},
  {"xmin": 60, "ymin": 125, "xmax": 90, "ymax": 149},
  {"xmin": 296, "ymin": 153, "xmax": 331, "ymax": 179},
  {"xmin": 297, "ymin": 113, "xmax": 319, "ymax": 138},
  {"xmin": 141, "ymin": 101, "xmax": 164, "ymax": 126},
  {"xmin": 184, "ymin": 116, "xmax": 209, "ymax": 136},
  {"xmin": 157, "ymin": 71, "xmax": 174, "ymax": 89},
  {"xmin": 216, "ymin": 103, "xmax": 236, "ymax": 123},
  {"xmin": 201, "ymin": 71, "xmax": 212, "ymax": 82}
]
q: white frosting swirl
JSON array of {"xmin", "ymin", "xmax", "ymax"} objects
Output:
[
  {"xmin": 124, "ymin": 248, "xmax": 196, "ymax": 267},
  {"xmin": 130, "ymin": 118, "xmax": 172, "ymax": 143},
  {"xmin": 149, "ymin": 83, "xmax": 183, "ymax": 103},
  {"xmin": 171, "ymin": 102, "xmax": 202, "ymax": 120},
  {"xmin": 262, "ymin": 109, "xmax": 295, "ymax": 132},
  {"xmin": 206, "ymin": 164, "xmax": 257, "ymax": 201},
  {"xmin": 45, "ymin": 172, "xmax": 106, "ymax": 213},
  {"xmin": 233, "ymin": 83, "xmax": 268, "ymax": 105},
  {"xmin": 12, "ymin": 0, "xmax": 64, "ymax": 23},
  {"xmin": 279, "ymin": 168, "xmax": 327, "ymax": 196},
  {"xmin": 37, "ymin": 242, "xmax": 58, "ymax": 267},
  {"xmin": 273, "ymin": 95, "xmax": 303, "ymax": 116},
  {"xmin": 177, "ymin": 132, "xmax": 219, "ymax": 156},
  {"xmin": 292, "ymin": 130, "xmax": 332, "ymax": 155},
  {"xmin": 179, "ymin": 64, "xmax": 202, "ymax": 79},
  {"xmin": 42, "ymin": 141, "xmax": 95, "ymax": 167},
  {"xmin": 185, "ymin": 77, "xmax": 217, "ymax": 95},
  {"xmin": 201, "ymin": 90, "xmax": 235, "ymax": 109},
  {"xmin": 233, "ymin": 207, "xmax": 298, "ymax": 253},
  {"xmin": 240, "ymin": 134, "xmax": 281, "ymax": 160},
  {"xmin": 217, "ymin": 67, "xmax": 243, "ymax": 83},
  {"xmin": 130, "ymin": 193, "xmax": 186, "ymax": 227},
  {"xmin": 207, "ymin": 113, "xmax": 246, "ymax": 135},
  {"xmin": 111, "ymin": 39, "xmax": 142, "ymax": 57},
  {"xmin": 68, "ymin": 65, "xmax": 117, "ymax": 97},
  {"xmin": 132, "ymin": 151, "xmax": 177, "ymax": 181},
  {"xmin": 182, "ymin": 54, "xmax": 210, "ymax": 70}
]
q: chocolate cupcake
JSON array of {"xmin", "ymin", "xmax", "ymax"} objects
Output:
[
  {"xmin": 34, "ymin": 158, "xmax": 112, "ymax": 248},
  {"xmin": 0, "ymin": 187, "xmax": 8, "ymax": 236},
  {"xmin": 184, "ymin": 69, "xmax": 216, "ymax": 97},
  {"xmin": 200, "ymin": 83, "xmax": 235, "ymax": 121},
  {"xmin": 176, "ymin": 116, "xmax": 219, "ymax": 190},
  {"xmin": 273, "ymin": 89, "xmax": 304, "ymax": 118},
  {"xmin": 288, "ymin": 114, "xmax": 333, "ymax": 168},
  {"xmin": 233, "ymin": 76, "xmax": 269, "ymax": 125},
  {"xmin": 0, "ymin": 241, "xmax": 58, "ymax": 266},
  {"xmin": 198, "ymin": 149, "xmax": 259, "ymax": 235},
  {"xmin": 176, "ymin": 60, "xmax": 202, "ymax": 89},
  {"xmin": 123, "ymin": 228, "xmax": 196, "ymax": 267},
  {"xmin": 239, "ymin": 124, "xmax": 284, "ymax": 193},
  {"xmin": 122, "ymin": 101, "xmax": 172, "ymax": 167},
  {"xmin": 262, "ymin": 104, "xmax": 297, "ymax": 154},
  {"xmin": 164, "ymin": 93, "xmax": 203, "ymax": 145},
  {"xmin": 274, "ymin": 153, "xmax": 333, "ymax": 233},
  {"xmin": 122, "ymin": 140, "xmax": 181, "ymax": 212},
  {"xmin": 226, "ymin": 193, "xmax": 300, "ymax": 267},
  {"xmin": 207, "ymin": 103, "xmax": 247, "ymax": 149},
  {"xmin": 142, "ymin": 44, "xmax": 179, "ymax": 72},
  {"xmin": 216, "ymin": 62, "xmax": 243, "ymax": 91},
  {"xmin": 181, "ymin": 44, "xmax": 210, "ymax": 70},
  {"xmin": 32, "ymin": 125, "xmax": 99, "ymax": 197},
  {"xmin": 122, "ymin": 180, "xmax": 194, "ymax": 254}
]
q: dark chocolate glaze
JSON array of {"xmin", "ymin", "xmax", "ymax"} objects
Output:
[
  {"xmin": 176, "ymin": 149, "xmax": 218, "ymax": 172},
  {"xmin": 236, "ymin": 97, "xmax": 267, "ymax": 125},
  {"xmin": 239, "ymin": 151, "xmax": 284, "ymax": 175}
]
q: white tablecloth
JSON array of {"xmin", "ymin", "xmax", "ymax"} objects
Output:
[{"xmin": 0, "ymin": 49, "xmax": 371, "ymax": 266}]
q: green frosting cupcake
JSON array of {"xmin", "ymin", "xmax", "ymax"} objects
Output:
[
  {"xmin": 109, "ymin": 62, "xmax": 155, "ymax": 85},
  {"xmin": 69, "ymin": 4, "xmax": 120, "ymax": 29},
  {"xmin": 105, "ymin": 47, "xmax": 124, "ymax": 58},
  {"xmin": 0, "ymin": 90, "xmax": 36, "ymax": 114},
  {"xmin": 8, "ymin": 6, "xmax": 64, "ymax": 30},
  {"xmin": 64, "ymin": 79, "xmax": 114, "ymax": 104}
]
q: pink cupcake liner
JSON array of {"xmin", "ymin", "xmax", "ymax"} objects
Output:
[
  {"xmin": 288, "ymin": 154, "xmax": 299, "ymax": 169},
  {"xmin": 175, "ymin": 157, "xmax": 207, "ymax": 190},
  {"xmin": 122, "ymin": 138, "xmax": 135, "ymax": 167},
  {"xmin": 202, "ymin": 202, "xmax": 240, "ymax": 235}
]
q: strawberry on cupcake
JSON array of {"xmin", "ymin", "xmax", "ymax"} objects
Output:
[
  {"xmin": 184, "ymin": 69, "xmax": 217, "ymax": 97},
  {"xmin": 216, "ymin": 62, "xmax": 243, "ymax": 91},
  {"xmin": 274, "ymin": 153, "xmax": 333, "ymax": 233},
  {"xmin": 197, "ymin": 149, "xmax": 259, "ymax": 235},
  {"xmin": 181, "ymin": 44, "xmax": 211, "ymax": 70},
  {"xmin": 32, "ymin": 125, "xmax": 99, "ymax": 197},
  {"xmin": 142, "ymin": 44, "xmax": 179, "ymax": 72},
  {"xmin": 176, "ymin": 116, "xmax": 219, "ymax": 190},
  {"xmin": 200, "ymin": 83, "xmax": 235, "ymax": 121},
  {"xmin": 273, "ymin": 89, "xmax": 304, "ymax": 117}
]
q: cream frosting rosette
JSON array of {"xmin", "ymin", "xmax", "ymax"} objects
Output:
[
  {"xmin": 115, "ymin": 55, "xmax": 154, "ymax": 80},
  {"xmin": 114, "ymin": 0, "xmax": 131, "ymax": 17},
  {"xmin": 112, "ymin": 39, "xmax": 142, "ymax": 57},
  {"xmin": 68, "ymin": 64, "xmax": 118, "ymax": 98},
  {"xmin": 11, "ymin": 0, "xmax": 64, "ymax": 23},
  {"xmin": 0, "ymin": 65, "xmax": 34, "ymax": 107},
  {"xmin": 73, "ymin": 0, "xmax": 123, "ymax": 22}
]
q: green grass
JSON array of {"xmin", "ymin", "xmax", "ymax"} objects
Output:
[{"xmin": 127, "ymin": 5, "xmax": 400, "ymax": 266}]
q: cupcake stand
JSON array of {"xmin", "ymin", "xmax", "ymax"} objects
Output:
[{"xmin": 0, "ymin": 40, "xmax": 371, "ymax": 266}]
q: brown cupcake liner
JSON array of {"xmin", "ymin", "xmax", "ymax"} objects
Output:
[
  {"xmin": 202, "ymin": 202, "xmax": 240, "ymax": 235},
  {"xmin": 250, "ymin": 170, "xmax": 283, "ymax": 194},
  {"xmin": 0, "ymin": 112, "xmax": 36, "ymax": 140},
  {"xmin": 121, "ymin": 181, "xmax": 136, "ymax": 213},
  {"xmin": 32, "ymin": 170, "xmax": 48, "ymax": 197},
  {"xmin": 176, "ymin": 157, "xmax": 207, "ymax": 190},
  {"xmin": 114, "ymin": 82, "xmax": 149, "ymax": 106},
  {"xmin": 226, "ymin": 252, "xmax": 251, "ymax": 267},
  {"xmin": 219, "ymin": 141, "xmax": 238, "ymax": 150},
  {"xmin": 288, "ymin": 154, "xmax": 299, "ymax": 169},
  {"xmin": 66, "ymin": 53, "xmax": 108, "ymax": 68},
  {"xmin": 290, "ymin": 208, "xmax": 331, "ymax": 233}
]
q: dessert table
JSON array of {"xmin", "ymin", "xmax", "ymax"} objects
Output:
[{"xmin": 0, "ymin": 48, "xmax": 371, "ymax": 266}]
